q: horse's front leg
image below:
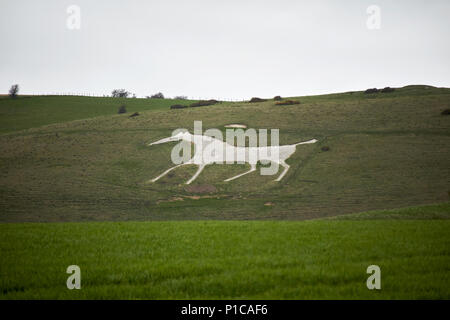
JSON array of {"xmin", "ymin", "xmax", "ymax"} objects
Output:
[
  {"xmin": 148, "ymin": 164, "xmax": 185, "ymax": 183},
  {"xmin": 224, "ymin": 163, "xmax": 257, "ymax": 182},
  {"xmin": 186, "ymin": 164, "xmax": 206, "ymax": 185}
]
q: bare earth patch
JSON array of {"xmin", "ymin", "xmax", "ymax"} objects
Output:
[
  {"xmin": 156, "ymin": 197, "xmax": 184, "ymax": 204},
  {"xmin": 156, "ymin": 194, "xmax": 227, "ymax": 204},
  {"xmin": 185, "ymin": 184, "xmax": 218, "ymax": 194}
]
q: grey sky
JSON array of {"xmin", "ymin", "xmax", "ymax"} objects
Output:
[{"xmin": 1, "ymin": 0, "xmax": 449, "ymax": 99}]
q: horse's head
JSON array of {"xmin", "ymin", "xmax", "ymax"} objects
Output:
[{"xmin": 148, "ymin": 130, "xmax": 190, "ymax": 146}]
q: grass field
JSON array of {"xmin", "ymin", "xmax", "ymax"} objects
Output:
[
  {"xmin": 0, "ymin": 85, "xmax": 449, "ymax": 299},
  {"xmin": 0, "ymin": 85, "xmax": 449, "ymax": 222},
  {"xmin": 0, "ymin": 203, "xmax": 449, "ymax": 299},
  {"xmin": 0, "ymin": 95, "xmax": 197, "ymax": 134}
]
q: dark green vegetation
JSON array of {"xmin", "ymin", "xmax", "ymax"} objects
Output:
[
  {"xmin": 0, "ymin": 85, "xmax": 449, "ymax": 222},
  {"xmin": 0, "ymin": 203, "xmax": 449, "ymax": 299}
]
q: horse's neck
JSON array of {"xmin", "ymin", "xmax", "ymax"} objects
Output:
[{"xmin": 182, "ymin": 134, "xmax": 228, "ymax": 146}]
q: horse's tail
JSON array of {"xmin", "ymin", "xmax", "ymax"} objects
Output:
[{"xmin": 295, "ymin": 139, "xmax": 318, "ymax": 146}]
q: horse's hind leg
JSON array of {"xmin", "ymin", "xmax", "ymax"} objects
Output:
[
  {"xmin": 275, "ymin": 161, "xmax": 290, "ymax": 181},
  {"xmin": 224, "ymin": 164, "xmax": 256, "ymax": 182}
]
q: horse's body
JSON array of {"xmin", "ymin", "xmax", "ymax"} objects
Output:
[{"xmin": 149, "ymin": 131, "xmax": 317, "ymax": 184}]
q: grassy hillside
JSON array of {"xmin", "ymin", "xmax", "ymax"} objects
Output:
[
  {"xmin": 0, "ymin": 85, "xmax": 449, "ymax": 222},
  {"xmin": 331, "ymin": 201, "xmax": 450, "ymax": 220},
  {"xmin": 0, "ymin": 203, "xmax": 449, "ymax": 299},
  {"xmin": 0, "ymin": 95, "xmax": 197, "ymax": 134}
]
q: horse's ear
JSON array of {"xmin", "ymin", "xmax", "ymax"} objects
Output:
[
  {"xmin": 173, "ymin": 131, "xmax": 186, "ymax": 138},
  {"xmin": 171, "ymin": 129, "xmax": 189, "ymax": 138},
  {"xmin": 179, "ymin": 129, "xmax": 189, "ymax": 136}
]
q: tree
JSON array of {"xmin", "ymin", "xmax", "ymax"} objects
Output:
[
  {"xmin": 111, "ymin": 89, "xmax": 130, "ymax": 98},
  {"xmin": 9, "ymin": 84, "xmax": 19, "ymax": 98},
  {"xmin": 150, "ymin": 92, "xmax": 164, "ymax": 99}
]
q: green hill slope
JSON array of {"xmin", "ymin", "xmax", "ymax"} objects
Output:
[
  {"xmin": 0, "ymin": 86, "xmax": 449, "ymax": 222},
  {"xmin": 0, "ymin": 95, "xmax": 197, "ymax": 134}
]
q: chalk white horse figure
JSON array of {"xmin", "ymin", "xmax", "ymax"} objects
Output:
[{"xmin": 148, "ymin": 131, "xmax": 317, "ymax": 184}]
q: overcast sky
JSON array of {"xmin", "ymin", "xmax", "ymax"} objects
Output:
[{"xmin": 0, "ymin": 0, "xmax": 449, "ymax": 99}]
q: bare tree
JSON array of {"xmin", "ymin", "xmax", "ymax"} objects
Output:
[
  {"xmin": 111, "ymin": 89, "xmax": 130, "ymax": 98},
  {"xmin": 9, "ymin": 84, "xmax": 19, "ymax": 98}
]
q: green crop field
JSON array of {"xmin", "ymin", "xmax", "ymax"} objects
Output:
[
  {"xmin": 0, "ymin": 85, "xmax": 449, "ymax": 299},
  {"xmin": 0, "ymin": 203, "xmax": 449, "ymax": 299}
]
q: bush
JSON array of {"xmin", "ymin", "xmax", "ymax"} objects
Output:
[
  {"xmin": 249, "ymin": 97, "xmax": 267, "ymax": 103},
  {"xmin": 111, "ymin": 89, "xmax": 130, "ymax": 98},
  {"xmin": 321, "ymin": 146, "xmax": 330, "ymax": 152},
  {"xmin": 118, "ymin": 105, "xmax": 127, "ymax": 114},
  {"xmin": 174, "ymin": 96, "xmax": 188, "ymax": 100},
  {"xmin": 9, "ymin": 84, "xmax": 19, "ymax": 98},
  {"xmin": 441, "ymin": 109, "xmax": 450, "ymax": 115},
  {"xmin": 274, "ymin": 96, "xmax": 282, "ymax": 101},
  {"xmin": 150, "ymin": 92, "xmax": 164, "ymax": 99},
  {"xmin": 189, "ymin": 100, "xmax": 219, "ymax": 107},
  {"xmin": 381, "ymin": 87, "xmax": 395, "ymax": 93},
  {"xmin": 364, "ymin": 88, "xmax": 379, "ymax": 94},
  {"xmin": 275, "ymin": 100, "xmax": 300, "ymax": 105},
  {"xmin": 170, "ymin": 104, "xmax": 187, "ymax": 109}
]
